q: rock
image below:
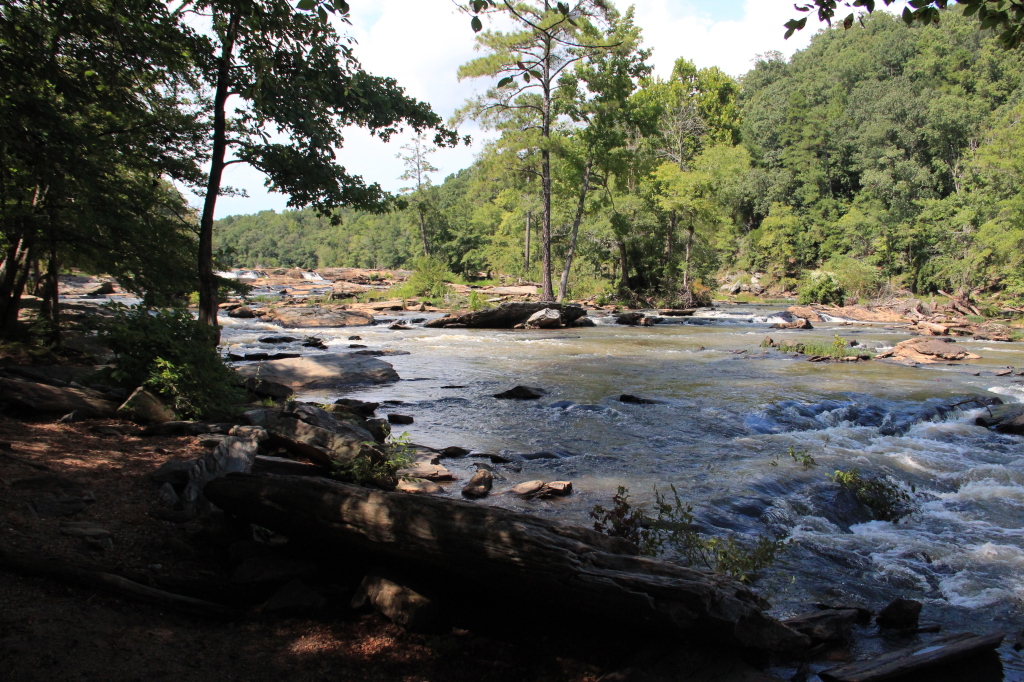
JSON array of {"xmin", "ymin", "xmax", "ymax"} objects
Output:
[
  {"xmin": 760, "ymin": 336, "xmax": 776, "ymax": 348},
  {"xmin": 619, "ymin": 394, "xmax": 664, "ymax": 405},
  {"xmin": 228, "ymin": 425, "xmax": 269, "ymax": 442},
  {"xmin": 142, "ymin": 421, "xmax": 235, "ymax": 437},
  {"xmin": 182, "ymin": 437, "xmax": 259, "ymax": 512},
  {"xmin": 240, "ymin": 377, "xmax": 293, "ymax": 401},
  {"xmin": 509, "ymin": 480, "xmax": 572, "ymax": 499},
  {"xmin": 509, "ymin": 480, "xmax": 545, "ymax": 497},
  {"xmin": 782, "ymin": 609, "xmax": 859, "ymax": 643},
  {"xmin": 117, "ymin": 387, "xmax": 175, "ymax": 424},
  {"xmin": 232, "ymin": 555, "xmax": 317, "ymax": 586},
  {"xmin": 0, "ymin": 377, "xmax": 117, "ymax": 418},
  {"xmin": 876, "ymin": 337, "xmax": 981, "ymax": 364},
  {"xmin": 263, "ymin": 580, "xmax": 326, "ymax": 616},
  {"xmin": 264, "ymin": 417, "xmax": 372, "ymax": 468},
  {"xmin": 282, "ymin": 401, "xmax": 375, "ymax": 441},
  {"xmin": 396, "ymin": 478, "xmax": 444, "ymax": 495},
  {"xmin": 252, "ymin": 455, "xmax": 325, "ymax": 477},
  {"xmin": 616, "ymin": 312, "xmax": 645, "ymax": 326},
  {"xmin": 398, "ymin": 461, "xmax": 453, "ymax": 481},
  {"xmin": 157, "ymin": 482, "xmax": 181, "ymax": 508},
  {"xmin": 771, "ymin": 317, "xmax": 813, "ymax": 330},
  {"xmin": 973, "ymin": 322, "xmax": 1014, "ymax": 342},
  {"xmin": 876, "ymin": 597, "xmax": 922, "ymax": 629},
  {"xmin": 659, "ymin": 309, "xmax": 697, "ymax": 317},
  {"xmin": 787, "ymin": 306, "xmax": 824, "ymax": 323},
  {"xmin": 543, "ymin": 481, "xmax": 573, "ymax": 496},
  {"xmin": 462, "ymin": 469, "xmax": 493, "ymax": 498},
  {"xmin": 151, "ymin": 460, "xmax": 194, "ymax": 487},
  {"xmin": 263, "ymin": 307, "xmax": 374, "ymax": 328},
  {"xmin": 259, "ymin": 335, "xmax": 298, "ymax": 344},
  {"xmin": 570, "ymin": 316, "xmax": 596, "ymax": 327},
  {"xmin": 493, "ymin": 385, "xmax": 544, "ymax": 400},
  {"xmin": 750, "ymin": 284, "xmax": 764, "ymax": 295},
  {"xmin": 228, "ymin": 306, "xmax": 256, "ymax": 318},
  {"xmin": 438, "ymin": 446, "xmax": 470, "ymax": 458},
  {"xmin": 387, "ymin": 414, "xmax": 413, "ymax": 425},
  {"xmin": 350, "ymin": 349, "xmax": 411, "ymax": 357},
  {"xmin": 425, "ymin": 302, "xmax": 587, "ymax": 329},
  {"xmin": 234, "ymin": 354, "xmax": 399, "ymax": 389},
  {"xmin": 975, "ymin": 404, "xmax": 1024, "ymax": 434},
  {"xmin": 333, "ymin": 398, "xmax": 379, "ymax": 417},
  {"xmin": 820, "ymin": 305, "xmax": 906, "ymax": 323},
  {"xmin": 352, "ymin": 575, "xmax": 438, "ymax": 631},
  {"xmin": 301, "ymin": 338, "xmax": 328, "ymax": 350},
  {"xmin": 525, "ymin": 308, "xmax": 562, "ymax": 329},
  {"xmin": 31, "ymin": 496, "xmax": 88, "ymax": 517},
  {"xmin": 728, "ymin": 281, "xmax": 742, "ymax": 295},
  {"xmin": 388, "ymin": 322, "xmax": 411, "ymax": 330},
  {"xmin": 59, "ymin": 521, "xmax": 112, "ymax": 539}
]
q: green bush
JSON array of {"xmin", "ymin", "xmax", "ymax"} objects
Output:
[
  {"xmin": 822, "ymin": 255, "xmax": 883, "ymax": 301},
  {"xmin": 392, "ymin": 256, "xmax": 453, "ymax": 299},
  {"xmin": 591, "ymin": 486, "xmax": 787, "ymax": 582},
  {"xmin": 798, "ymin": 270, "xmax": 847, "ymax": 306},
  {"xmin": 100, "ymin": 304, "xmax": 243, "ymax": 419}
]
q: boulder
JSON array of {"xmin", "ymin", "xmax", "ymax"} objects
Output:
[
  {"xmin": 398, "ymin": 461, "xmax": 453, "ymax": 481},
  {"xmin": 876, "ymin": 597, "xmax": 922, "ymax": 629},
  {"xmin": 150, "ymin": 460, "xmax": 194, "ymax": 487},
  {"xmin": 570, "ymin": 316, "xmax": 596, "ymax": 327},
  {"xmin": 181, "ymin": 437, "xmax": 259, "ymax": 512},
  {"xmin": 263, "ymin": 417, "xmax": 373, "ymax": 468},
  {"xmin": 332, "ymin": 398, "xmax": 380, "ymax": 417},
  {"xmin": 770, "ymin": 314, "xmax": 813, "ymax": 330},
  {"xmin": 234, "ymin": 354, "xmax": 399, "ymax": 389},
  {"xmin": 787, "ymin": 306, "xmax": 824, "ymax": 323},
  {"xmin": 782, "ymin": 609, "xmax": 859, "ymax": 643},
  {"xmin": 819, "ymin": 305, "xmax": 905, "ymax": 323},
  {"xmin": 973, "ymin": 322, "xmax": 1014, "ymax": 342},
  {"xmin": 264, "ymin": 307, "xmax": 374, "ymax": 328},
  {"xmin": 462, "ymin": 469, "xmax": 493, "ymax": 498},
  {"xmin": 227, "ymin": 306, "xmax": 256, "ymax": 319},
  {"xmin": 387, "ymin": 414, "xmax": 414, "ymax": 425},
  {"xmin": 116, "ymin": 387, "xmax": 175, "ymax": 424},
  {"xmin": 239, "ymin": 376, "xmax": 293, "ymax": 400},
  {"xmin": 425, "ymin": 302, "xmax": 586, "ymax": 329},
  {"xmin": 619, "ymin": 394, "xmax": 665, "ymax": 405},
  {"xmin": 728, "ymin": 281, "xmax": 742, "ymax": 295},
  {"xmin": 396, "ymin": 478, "xmax": 444, "ymax": 495},
  {"xmin": 352, "ymin": 575, "xmax": 438, "ymax": 631},
  {"xmin": 258, "ymin": 335, "xmax": 298, "ymax": 344},
  {"xmin": 876, "ymin": 337, "xmax": 981, "ymax": 364},
  {"xmin": 975, "ymin": 404, "xmax": 1024, "ymax": 434},
  {"xmin": 616, "ymin": 312, "xmax": 645, "ymax": 326},
  {"xmin": 493, "ymin": 385, "xmax": 544, "ymax": 400},
  {"xmin": 509, "ymin": 480, "xmax": 573, "ymax": 499},
  {"xmin": 525, "ymin": 308, "xmax": 562, "ymax": 329},
  {"xmin": 0, "ymin": 378, "xmax": 117, "ymax": 418}
]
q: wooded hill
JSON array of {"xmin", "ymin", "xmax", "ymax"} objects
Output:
[{"xmin": 216, "ymin": 11, "xmax": 1024, "ymax": 306}]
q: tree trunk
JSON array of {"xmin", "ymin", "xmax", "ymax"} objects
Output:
[
  {"xmin": 197, "ymin": 11, "xmax": 240, "ymax": 339},
  {"xmin": 38, "ymin": 243, "xmax": 60, "ymax": 346},
  {"xmin": 204, "ymin": 473, "xmax": 809, "ymax": 652},
  {"xmin": 556, "ymin": 161, "xmax": 591, "ymax": 304},
  {"xmin": 0, "ymin": 235, "xmax": 34, "ymax": 340},
  {"xmin": 618, "ymin": 241, "xmax": 630, "ymax": 289},
  {"xmin": 524, "ymin": 210, "xmax": 531, "ymax": 272},
  {"xmin": 418, "ymin": 206, "xmax": 429, "ymax": 257},
  {"xmin": 540, "ymin": 36, "xmax": 554, "ymax": 302},
  {"xmin": 682, "ymin": 222, "xmax": 695, "ymax": 293}
]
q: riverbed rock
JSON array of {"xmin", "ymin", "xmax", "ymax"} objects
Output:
[
  {"xmin": 619, "ymin": 394, "xmax": 665, "ymax": 405},
  {"xmin": 396, "ymin": 478, "xmax": 445, "ymax": 495},
  {"xmin": 240, "ymin": 376, "xmax": 293, "ymax": 400},
  {"xmin": 0, "ymin": 377, "xmax": 118, "ymax": 418},
  {"xmin": 259, "ymin": 335, "xmax": 298, "ymax": 344},
  {"xmin": 493, "ymin": 385, "xmax": 544, "ymax": 400},
  {"xmin": 876, "ymin": 337, "xmax": 981, "ymax": 364},
  {"xmin": 388, "ymin": 414, "xmax": 414, "ymax": 425},
  {"xmin": 770, "ymin": 312, "xmax": 813, "ymax": 330},
  {"xmin": 228, "ymin": 306, "xmax": 256, "ymax": 319},
  {"xmin": 782, "ymin": 609, "xmax": 859, "ymax": 643},
  {"xmin": 263, "ymin": 307, "xmax": 374, "ymax": 328},
  {"xmin": 425, "ymin": 302, "xmax": 586, "ymax": 329},
  {"xmin": 570, "ymin": 316, "xmax": 596, "ymax": 327},
  {"xmin": 876, "ymin": 597, "xmax": 922, "ymax": 629},
  {"xmin": 182, "ymin": 437, "xmax": 259, "ymax": 512},
  {"xmin": 526, "ymin": 308, "xmax": 562, "ymax": 329},
  {"xmin": 234, "ymin": 354, "xmax": 399, "ymax": 389},
  {"xmin": 616, "ymin": 312, "xmax": 645, "ymax": 326},
  {"xmin": 787, "ymin": 306, "xmax": 824, "ymax": 323},
  {"xmin": 975, "ymin": 404, "xmax": 1024, "ymax": 434},
  {"xmin": 116, "ymin": 387, "xmax": 175, "ymax": 424},
  {"xmin": 509, "ymin": 480, "xmax": 573, "ymax": 499},
  {"xmin": 973, "ymin": 322, "xmax": 1015, "ymax": 342},
  {"xmin": 462, "ymin": 469, "xmax": 493, "ymax": 498},
  {"xmin": 398, "ymin": 461, "xmax": 453, "ymax": 481},
  {"xmin": 819, "ymin": 305, "xmax": 906, "ymax": 323}
]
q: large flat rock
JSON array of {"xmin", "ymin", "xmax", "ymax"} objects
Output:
[
  {"xmin": 262, "ymin": 307, "xmax": 374, "ymax": 328},
  {"xmin": 0, "ymin": 378, "xmax": 118, "ymax": 417},
  {"xmin": 425, "ymin": 302, "xmax": 587, "ymax": 329},
  {"xmin": 234, "ymin": 354, "xmax": 399, "ymax": 389}
]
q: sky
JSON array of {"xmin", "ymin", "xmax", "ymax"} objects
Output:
[{"xmin": 199, "ymin": 0, "xmax": 825, "ymax": 219}]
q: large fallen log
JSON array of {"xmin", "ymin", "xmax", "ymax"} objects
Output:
[
  {"xmin": 204, "ymin": 473, "xmax": 809, "ymax": 652},
  {"xmin": 818, "ymin": 631, "xmax": 1004, "ymax": 682}
]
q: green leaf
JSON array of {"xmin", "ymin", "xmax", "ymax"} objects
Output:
[
  {"xmin": 843, "ymin": 12, "xmax": 854, "ymax": 29},
  {"xmin": 332, "ymin": 0, "xmax": 349, "ymax": 13},
  {"xmin": 471, "ymin": 15, "xmax": 482, "ymax": 32},
  {"xmin": 318, "ymin": 6, "xmax": 328, "ymax": 22},
  {"xmin": 296, "ymin": 0, "xmax": 315, "ymax": 11},
  {"xmin": 497, "ymin": 76, "xmax": 513, "ymax": 88}
]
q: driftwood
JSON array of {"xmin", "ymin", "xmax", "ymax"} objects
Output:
[
  {"xmin": 204, "ymin": 473, "xmax": 809, "ymax": 652},
  {"xmin": 424, "ymin": 302, "xmax": 587, "ymax": 329},
  {"xmin": 0, "ymin": 549, "xmax": 237, "ymax": 618},
  {"xmin": 818, "ymin": 631, "xmax": 1004, "ymax": 682}
]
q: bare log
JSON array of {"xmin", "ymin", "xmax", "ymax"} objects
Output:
[
  {"xmin": 204, "ymin": 473, "xmax": 809, "ymax": 652},
  {"xmin": 0, "ymin": 549, "xmax": 237, "ymax": 618}
]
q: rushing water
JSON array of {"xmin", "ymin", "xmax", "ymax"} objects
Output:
[{"xmin": 222, "ymin": 305, "xmax": 1024, "ymax": 678}]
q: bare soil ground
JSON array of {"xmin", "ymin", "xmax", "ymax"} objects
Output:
[{"xmin": 0, "ymin": 414, "xmax": 608, "ymax": 682}]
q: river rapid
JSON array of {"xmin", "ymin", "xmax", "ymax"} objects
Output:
[{"xmin": 222, "ymin": 304, "xmax": 1024, "ymax": 678}]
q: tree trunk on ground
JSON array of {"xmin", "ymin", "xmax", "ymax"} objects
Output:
[
  {"xmin": 197, "ymin": 11, "xmax": 240, "ymax": 341},
  {"xmin": 204, "ymin": 473, "xmax": 809, "ymax": 652},
  {"xmin": 557, "ymin": 161, "xmax": 592, "ymax": 304}
]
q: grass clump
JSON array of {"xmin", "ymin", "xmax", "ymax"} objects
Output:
[
  {"xmin": 590, "ymin": 486, "xmax": 788, "ymax": 582},
  {"xmin": 770, "ymin": 446, "xmax": 818, "ymax": 469},
  {"xmin": 775, "ymin": 334, "xmax": 869, "ymax": 359},
  {"xmin": 332, "ymin": 432, "xmax": 414, "ymax": 489},
  {"xmin": 828, "ymin": 468, "xmax": 914, "ymax": 522}
]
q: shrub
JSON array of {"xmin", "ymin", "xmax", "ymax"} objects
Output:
[
  {"xmin": 799, "ymin": 270, "xmax": 846, "ymax": 306},
  {"xmin": 591, "ymin": 485, "xmax": 787, "ymax": 582},
  {"xmin": 393, "ymin": 256, "xmax": 453, "ymax": 299},
  {"xmin": 332, "ymin": 432, "xmax": 413, "ymax": 489},
  {"xmin": 828, "ymin": 468, "xmax": 914, "ymax": 522},
  {"xmin": 100, "ymin": 304, "xmax": 243, "ymax": 419},
  {"xmin": 822, "ymin": 254, "xmax": 883, "ymax": 301}
]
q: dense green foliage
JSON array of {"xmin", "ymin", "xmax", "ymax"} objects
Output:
[
  {"xmin": 216, "ymin": 12, "xmax": 1024, "ymax": 307},
  {"xmin": 100, "ymin": 304, "xmax": 243, "ymax": 419}
]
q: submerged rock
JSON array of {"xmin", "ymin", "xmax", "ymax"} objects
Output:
[
  {"xmin": 493, "ymin": 385, "xmax": 544, "ymax": 400},
  {"xmin": 976, "ymin": 404, "xmax": 1024, "ymax": 434},
  {"xmin": 263, "ymin": 307, "xmax": 374, "ymax": 328},
  {"xmin": 234, "ymin": 354, "xmax": 399, "ymax": 389}
]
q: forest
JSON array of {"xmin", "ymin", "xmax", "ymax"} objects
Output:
[{"xmin": 216, "ymin": 10, "xmax": 1024, "ymax": 308}]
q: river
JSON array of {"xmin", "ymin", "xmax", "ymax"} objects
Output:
[{"xmin": 221, "ymin": 304, "xmax": 1024, "ymax": 679}]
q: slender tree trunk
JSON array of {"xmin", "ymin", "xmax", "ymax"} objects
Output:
[
  {"xmin": 524, "ymin": 210, "xmax": 531, "ymax": 272},
  {"xmin": 0, "ymin": 236, "xmax": 33, "ymax": 339},
  {"xmin": 197, "ymin": 11, "xmax": 240, "ymax": 339},
  {"xmin": 418, "ymin": 206, "xmax": 429, "ymax": 256},
  {"xmin": 618, "ymin": 241, "xmax": 630, "ymax": 289},
  {"xmin": 540, "ymin": 33, "xmax": 554, "ymax": 302},
  {"xmin": 556, "ymin": 161, "xmax": 591, "ymax": 304},
  {"xmin": 39, "ymin": 243, "xmax": 60, "ymax": 346},
  {"xmin": 682, "ymin": 222, "xmax": 695, "ymax": 293}
]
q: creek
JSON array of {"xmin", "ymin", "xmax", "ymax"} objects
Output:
[{"xmin": 221, "ymin": 304, "xmax": 1024, "ymax": 679}]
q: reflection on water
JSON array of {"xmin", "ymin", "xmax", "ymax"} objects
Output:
[{"xmin": 222, "ymin": 305, "xmax": 1024, "ymax": 676}]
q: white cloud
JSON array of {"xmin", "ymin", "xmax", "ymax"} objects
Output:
[{"xmin": 207, "ymin": 0, "xmax": 821, "ymax": 218}]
